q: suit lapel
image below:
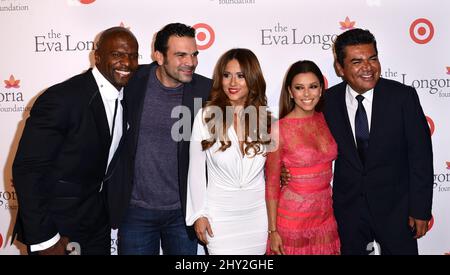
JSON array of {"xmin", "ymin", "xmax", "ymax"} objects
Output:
[
  {"xmin": 365, "ymin": 79, "xmax": 385, "ymax": 167},
  {"xmin": 128, "ymin": 66, "xmax": 151, "ymax": 155},
  {"xmin": 336, "ymin": 85, "xmax": 364, "ymax": 170},
  {"xmin": 87, "ymin": 71, "xmax": 111, "ymax": 157},
  {"xmin": 104, "ymin": 98, "xmax": 128, "ymax": 179},
  {"xmin": 178, "ymin": 82, "xmax": 193, "ymax": 159}
]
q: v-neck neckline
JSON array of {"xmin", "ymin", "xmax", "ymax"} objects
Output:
[{"xmin": 230, "ymin": 125, "xmax": 246, "ymax": 159}]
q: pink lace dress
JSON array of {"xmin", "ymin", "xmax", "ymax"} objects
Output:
[{"xmin": 265, "ymin": 112, "xmax": 340, "ymax": 255}]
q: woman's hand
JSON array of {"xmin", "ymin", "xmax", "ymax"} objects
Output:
[
  {"xmin": 269, "ymin": 231, "xmax": 285, "ymax": 255},
  {"xmin": 194, "ymin": 217, "xmax": 214, "ymax": 245}
]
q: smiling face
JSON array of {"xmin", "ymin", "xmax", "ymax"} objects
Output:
[
  {"xmin": 336, "ymin": 43, "xmax": 381, "ymax": 94},
  {"xmin": 289, "ymin": 72, "xmax": 322, "ymax": 117},
  {"xmin": 222, "ymin": 59, "xmax": 249, "ymax": 107},
  {"xmin": 155, "ymin": 36, "xmax": 198, "ymax": 88},
  {"xmin": 94, "ymin": 31, "xmax": 139, "ymax": 91}
]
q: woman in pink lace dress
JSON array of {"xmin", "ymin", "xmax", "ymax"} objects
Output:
[{"xmin": 265, "ymin": 60, "xmax": 340, "ymax": 255}]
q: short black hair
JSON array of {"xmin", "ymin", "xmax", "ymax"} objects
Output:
[
  {"xmin": 334, "ymin": 28, "xmax": 377, "ymax": 67},
  {"xmin": 96, "ymin": 26, "xmax": 138, "ymax": 52},
  {"xmin": 154, "ymin": 23, "xmax": 196, "ymax": 56}
]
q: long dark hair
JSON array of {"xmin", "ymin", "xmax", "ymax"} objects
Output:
[{"xmin": 279, "ymin": 60, "xmax": 325, "ymax": 119}]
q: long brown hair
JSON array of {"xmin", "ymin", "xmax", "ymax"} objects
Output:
[
  {"xmin": 201, "ymin": 48, "xmax": 271, "ymax": 157},
  {"xmin": 279, "ymin": 60, "xmax": 325, "ymax": 119}
]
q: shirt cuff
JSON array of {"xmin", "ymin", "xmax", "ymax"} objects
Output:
[
  {"xmin": 29, "ymin": 233, "xmax": 61, "ymax": 252},
  {"xmin": 187, "ymin": 212, "xmax": 211, "ymax": 226}
]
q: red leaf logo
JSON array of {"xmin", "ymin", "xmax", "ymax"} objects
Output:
[
  {"xmin": 119, "ymin": 22, "xmax": 130, "ymax": 30},
  {"xmin": 339, "ymin": 16, "xmax": 356, "ymax": 30},
  {"xmin": 4, "ymin": 75, "xmax": 20, "ymax": 89}
]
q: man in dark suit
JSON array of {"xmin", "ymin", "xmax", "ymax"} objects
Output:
[
  {"xmin": 324, "ymin": 28, "xmax": 433, "ymax": 254},
  {"xmin": 12, "ymin": 27, "xmax": 139, "ymax": 255},
  {"xmin": 108, "ymin": 23, "xmax": 212, "ymax": 255}
]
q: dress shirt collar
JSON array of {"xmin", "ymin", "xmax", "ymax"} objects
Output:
[
  {"xmin": 92, "ymin": 66, "xmax": 123, "ymax": 101},
  {"xmin": 346, "ymin": 84, "xmax": 373, "ymax": 106}
]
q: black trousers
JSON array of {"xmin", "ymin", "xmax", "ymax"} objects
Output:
[
  {"xmin": 28, "ymin": 191, "xmax": 111, "ymax": 255},
  {"xmin": 339, "ymin": 194, "xmax": 418, "ymax": 255}
]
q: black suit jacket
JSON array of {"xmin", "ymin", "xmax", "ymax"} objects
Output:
[
  {"xmin": 108, "ymin": 62, "xmax": 212, "ymax": 229},
  {"xmin": 324, "ymin": 78, "xmax": 433, "ymax": 245},
  {"xmin": 13, "ymin": 69, "xmax": 124, "ymax": 245}
]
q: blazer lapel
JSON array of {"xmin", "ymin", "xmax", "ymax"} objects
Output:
[
  {"xmin": 178, "ymin": 82, "xmax": 192, "ymax": 159},
  {"xmin": 365, "ymin": 80, "xmax": 385, "ymax": 167},
  {"xmin": 127, "ymin": 66, "xmax": 151, "ymax": 155},
  {"xmin": 87, "ymin": 72, "xmax": 111, "ymax": 158},
  {"xmin": 177, "ymin": 79, "xmax": 203, "ymax": 154},
  {"xmin": 336, "ymin": 86, "xmax": 364, "ymax": 170},
  {"xmin": 104, "ymin": 98, "xmax": 128, "ymax": 179}
]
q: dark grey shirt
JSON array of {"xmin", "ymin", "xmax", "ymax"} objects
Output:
[{"xmin": 130, "ymin": 66, "xmax": 183, "ymax": 210}]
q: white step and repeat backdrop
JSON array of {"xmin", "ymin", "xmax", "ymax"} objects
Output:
[{"xmin": 0, "ymin": 0, "xmax": 448, "ymax": 255}]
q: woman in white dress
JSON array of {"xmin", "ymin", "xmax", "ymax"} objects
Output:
[{"xmin": 185, "ymin": 48, "xmax": 272, "ymax": 255}]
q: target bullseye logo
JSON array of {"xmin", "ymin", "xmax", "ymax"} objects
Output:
[
  {"xmin": 428, "ymin": 215, "xmax": 434, "ymax": 232},
  {"xmin": 426, "ymin": 116, "xmax": 435, "ymax": 136},
  {"xmin": 409, "ymin": 18, "xmax": 434, "ymax": 44},
  {"xmin": 79, "ymin": 0, "xmax": 96, "ymax": 4},
  {"xmin": 193, "ymin": 23, "xmax": 215, "ymax": 50}
]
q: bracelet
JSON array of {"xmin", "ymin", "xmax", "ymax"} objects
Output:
[{"xmin": 268, "ymin": 229, "xmax": 277, "ymax": 234}]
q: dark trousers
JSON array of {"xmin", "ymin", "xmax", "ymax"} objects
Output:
[
  {"xmin": 339, "ymin": 195, "xmax": 418, "ymax": 255},
  {"xmin": 71, "ymin": 191, "xmax": 111, "ymax": 255},
  {"xmin": 37, "ymin": 191, "xmax": 111, "ymax": 255}
]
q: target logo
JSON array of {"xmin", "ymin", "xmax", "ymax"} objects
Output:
[
  {"xmin": 409, "ymin": 18, "xmax": 434, "ymax": 44},
  {"xmin": 426, "ymin": 116, "xmax": 435, "ymax": 136},
  {"xmin": 428, "ymin": 215, "xmax": 434, "ymax": 232},
  {"xmin": 193, "ymin": 23, "xmax": 215, "ymax": 50},
  {"xmin": 67, "ymin": 0, "xmax": 95, "ymax": 5},
  {"xmin": 323, "ymin": 75, "xmax": 329, "ymax": 90},
  {"xmin": 79, "ymin": 0, "xmax": 96, "ymax": 4}
]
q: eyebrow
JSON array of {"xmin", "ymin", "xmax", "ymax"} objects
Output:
[
  {"xmin": 294, "ymin": 81, "xmax": 320, "ymax": 86},
  {"xmin": 223, "ymin": 71, "xmax": 243, "ymax": 74},
  {"xmin": 350, "ymin": 54, "xmax": 378, "ymax": 62},
  {"xmin": 174, "ymin": 51, "xmax": 199, "ymax": 56}
]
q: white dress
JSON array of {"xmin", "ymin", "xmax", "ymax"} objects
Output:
[{"xmin": 186, "ymin": 109, "xmax": 268, "ymax": 255}]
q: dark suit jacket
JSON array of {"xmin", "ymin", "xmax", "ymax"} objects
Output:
[
  {"xmin": 12, "ymin": 69, "xmax": 123, "ymax": 245},
  {"xmin": 324, "ymin": 77, "xmax": 433, "ymax": 246},
  {"xmin": 108, "ymin": 62, "xmax": 212, "ymax": 229}
]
